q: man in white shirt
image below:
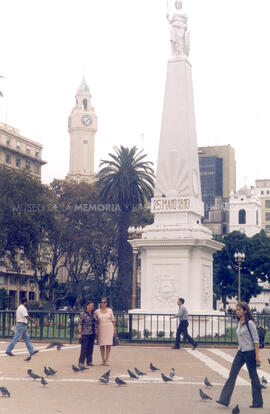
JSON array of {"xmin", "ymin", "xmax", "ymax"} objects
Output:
[{"xmin": 5, "ymin": 298, "xmax": 39, "ymax": 360}]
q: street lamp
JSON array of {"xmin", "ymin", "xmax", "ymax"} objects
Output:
[
  {"xmin": 128, "ymin": 226, "xmax": 143, "ymax": 309},
  {"xmin": 234, "ymin": 252, "xmax": 245, "ymax": 302}
]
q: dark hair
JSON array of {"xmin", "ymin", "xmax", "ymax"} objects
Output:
[
  {"xmin": 21, "ymin": 298, "xmax": 27, "ymax": 304},
  {"xmin": 86, "ymin": 299, "xmax": 95, "ymax": 307},
  {"xmin": 100, "ymin": 297, "xmax": 108, "ymax": 305},
  {"xmin": 236, "ymin": 302, "xmax": 255, "ymax": 322},
  {"xmin": 179, "ymin": 298, "xmax": 185, "ymax": 304}
]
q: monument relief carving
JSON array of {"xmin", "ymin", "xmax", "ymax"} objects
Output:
[
  {"xmin": 153, "ymin": 272, "xmax": 178, "ymax": 305},
  {"xmin": 155, "ymin": 150, "xmax": 189, "ymax": 197},
  {"xmin": 201, "ymin": 266, "xmax": 211, "ymax": 309}
]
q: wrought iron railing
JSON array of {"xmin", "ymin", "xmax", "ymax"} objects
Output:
[{"xmin": 0, "ymin": 311, "xmax": 269, "ymax": 345}]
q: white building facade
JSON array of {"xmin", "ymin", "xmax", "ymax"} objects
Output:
[{"xmin": 229, "ymin": 185, "xmax": 261, "ymax": 237}]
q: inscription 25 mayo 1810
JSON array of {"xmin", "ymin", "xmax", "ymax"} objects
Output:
[{"xmin": 151, "ymin": 197, "xmax": 190, "ymax": 212}]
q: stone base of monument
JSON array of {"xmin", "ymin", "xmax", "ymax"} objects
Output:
[{"xmin": 128, "ymin": 309, "xmax": 225, "ymax": 342}]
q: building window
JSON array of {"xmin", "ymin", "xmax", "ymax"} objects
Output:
[
  {"xmin": 266, "ymin": 213, "xmax": 270, "ymax": 221},
  {"xmin": 34, "ymin": 164, "xmax": 40, "ymax": 173},
  {"xmin": 6, "ymin": 137, "xmax": 11, "ymax": 145},
  {"xmin": 265, "ymin": 200, "xmax": 270, "ymax": 209},
  {"xmin": 9, "ymin": 276, "xmax": 16, "ymax": 284},
  {"xmin": 261, "ymin": 190, "xmax": 264, "ymax": 195},
  {"xmin": 266, "ymin": 225, "xmax": 270, "ymax": 233},
  {"xmin": 16, "ymin": 158, "xmax": 21, "ymax": 167},
  {"xmin": 0, "ymin": 276, "xmax": 5, "ymax": 284},
  {"xmin": 239, "ymin": 209, "xmax": 246, "ymax": 224},
  {"xmin": 83, "ymin": 98, "xmax": 88, "ymax": 110},
  {"xmin": 25, "ymin": 161, "xmax": 31, "ymax": 170},
  {"xmin": 256, "ymin": 210, "xmax": 259, "ymax": 225},
  {"xmin": 16, "ymin": 142, "xmax": 21, "ymax": 149},
  {"xmin": 26, "ymin": 145, "xmax": 31, "ymax": 153},
  {"xmin": 29, "ymin": 292, "xmax": 35, "ymax": 301},
  {"xmin": 35, "ymin": 151, "xmax": 39, "ymax": 157},
  {"xmin": 267, "ymin": 191, "xmax": 270, "ymax": 195},
  {"xmin": 83, "ymin": 140, "xmax": 88, "ymax": 144},
  {"xmin": 5, "ymin": 154, "xmax": 11, "ymax": 164}
]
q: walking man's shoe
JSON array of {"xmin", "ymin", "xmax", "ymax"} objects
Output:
[
  {"xmin": 192, "ymin": 343, "xmax": 198, "ymax": 350},
  {"xmin": 5, "ymin": 351, "xmax": 15, "ymax": 356},
  {"xmin": 171, "ymin": 346, "xmax": 180, "ymax": 349},
  {"xmin": 31, "ymin": 350, "xmax": 39, "ymax": 356}
]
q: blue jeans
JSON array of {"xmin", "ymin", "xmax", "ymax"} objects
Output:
[
  {"xmin": 218, "ymin": 350, "xmax": 263, "ymax": 407},
  {"xmin": 6, "ymin": 323, "xmax": 34, "ymax": 355}
]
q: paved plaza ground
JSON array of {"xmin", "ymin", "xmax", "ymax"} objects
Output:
[{"xmin": 0, "ymin": 341, "xmax": 269, "ymax": 414}]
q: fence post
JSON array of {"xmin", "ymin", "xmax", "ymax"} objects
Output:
[
  {"xmin": 39, "ymin": 311, "xmax": 44, "ymax": 340},
  {"xmin": 2, "ymin": 312, "xmax": 6, "ymax": 337},
  {"xmin": 129, "ymin": 313, "xmax": 133, "ymax": 341},
  {"xmin": 69, "ymin": 312, "xmax": 74, "ymax": 344}
]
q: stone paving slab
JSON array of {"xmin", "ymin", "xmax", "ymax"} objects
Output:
[{"xmin": 0, "ymin": 341, "xmax": 269, "ymax": 413}]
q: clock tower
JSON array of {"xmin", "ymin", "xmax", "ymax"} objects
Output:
[{"xmin": 66, "ymin": 77, "xmax": 97, "ymax": 183}]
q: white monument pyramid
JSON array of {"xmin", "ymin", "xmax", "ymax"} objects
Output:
[{"xmin": 130, "ymin": 1, "xmax": 223, "ymax": 314}]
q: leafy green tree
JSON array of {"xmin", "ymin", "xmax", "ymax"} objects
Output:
[
  {"xmin": 45, "ymin": 180, "xmax": 118, "ymax": 307},
  {"xmin": 97, "ymin": 146, "xmax": 155, "ymax": 310},
  {"xmin": 214, "ymin": 231, "xmax": 263, "ymax": 308},
  {"xmin": 0, "ymin": 167, "xmax": 54, "ymax": 268}
]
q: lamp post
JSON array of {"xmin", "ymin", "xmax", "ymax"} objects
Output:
[
  {"xmin": 234, "ymin": 252, "xmax": 245, "ymax": 302},
  {"xmin": 128, "ymin": 226, "xmax": 143, "ymax": 309}
]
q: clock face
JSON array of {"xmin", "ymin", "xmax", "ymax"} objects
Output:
[{"xmin": 81, "ymin": 114, "xmax": 92, "ymax": 127}]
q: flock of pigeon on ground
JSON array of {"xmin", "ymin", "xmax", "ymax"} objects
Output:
[{"xmin": 1, "ymin": 341, "xmax": 269, "ymax": 413}]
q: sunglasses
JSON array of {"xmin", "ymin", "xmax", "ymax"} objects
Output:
[{"xmin": 100, "ymin": 301, "xmax": 107, "ymax": 304}]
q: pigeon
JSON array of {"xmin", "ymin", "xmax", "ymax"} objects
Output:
[
  {"xmin": 72, "ymin": 364, "xmax": 80, "ymax": 372},
  {"xmin": 261, "ymin": 376, "xmax": 268, "ymax": 384},
  {"xmin": 134, "ymin": 367, "xmax": 146, "ymax": 376},
  {"xmin": 0, "ymin": 387, "xmax": 10, "ymax": 398},
  {"xmin": 41, "ymin": 377, "xmax": 48, "ymax": 387},
  {"xmin": 101, "ymin": 370, "xmax": 111, "ymax": 379},
  {"xmin": 44, "ymin": 367, "xmax": 51, "ymax": 377},
  {"xmin": 127, "ymin": 369, "xmax": 139, "ymax": 379},
  {"xmin": 161, "ymin": 373, "xmax": 173, "ymax": 383},
  {"xmin": 260, "ymin": 383, "xmax": 266, "ymax": 390},
  {"xmin": 199, "ymin": 389, "xmax": 212, "ymax": 400},
  {"xmin": 27, "ymin": 369, "xmax": 41, "ymax": 381},
  {"xmin": 115, "ymin": 377, "xmax": 127, "ymax": 386},
  {"xmin": 46, "ymin": 341, "xmax": 64, "ymax": 351},
  {"xmin": 0, "ymin": 388, "xmax": 10, "ymax": 397},
  {"xmin": 232, "ymin": 404, "xmax": 240, "ymax": 414},
  {"xmin": 79, "ymin": 364, "xmax": 89, "ymax": 371},
  {"xmin": 204, "ymin": 377, "xmax": 213, "ymax": 387},
  {"xmin": 99, "ymin": 377, "xmax": 109, "ymax": 385},
  {"xmin": 48, "ymin": 366, "xmax": 57, "ymax": 375},
  {"xmin": 150, "ymin": 363, "xmax": 160, "ymax": 371},
  {"xmin": 169, "ymin": 368, "xmax": 175, "ymax": 378}
]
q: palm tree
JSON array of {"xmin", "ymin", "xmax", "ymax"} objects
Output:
[{"xmin": 97, "ymin": 145, "xmax": 155, "ymax": 310}]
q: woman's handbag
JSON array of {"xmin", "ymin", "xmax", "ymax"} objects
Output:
[{"xmin": 113, "ymin": 335, "xmax": 120, "ymax": 346}]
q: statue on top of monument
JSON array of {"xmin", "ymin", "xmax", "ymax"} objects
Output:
[{"xmin": 166, "ymin": 0, "xmax": 190, "ymax": 58}]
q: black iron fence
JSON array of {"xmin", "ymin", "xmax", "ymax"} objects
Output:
[{"xmin": 0, "ymin": 311, "xmax": 270, "ymax": 345}]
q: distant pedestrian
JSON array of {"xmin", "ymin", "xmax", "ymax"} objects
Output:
[
  {"xmin": 216, "ymin": 302, "xmax": 263, "ymax": 408},
  {"xmin": 95, "ymin": 297, "xmax": 116, "ymax": 366},
  {"xmin": 170, "ymin": 298, "xmax": 197, "ymax": 350},
  {"xmin": 5, "ymin": 298, "xmax": 39, "ymax": 359},
  {"xmin": 78, "ymin": 300, "xmax": 97, "ymax": 366},
  {"xmin": 261, "ymin": 302, "xmax": 270, "ymax": 329}
]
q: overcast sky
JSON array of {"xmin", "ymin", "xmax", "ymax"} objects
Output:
[{"xmin": 1, "ymin": 0, "xmax": 270, "ymax": 189}]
